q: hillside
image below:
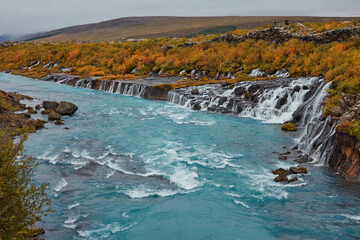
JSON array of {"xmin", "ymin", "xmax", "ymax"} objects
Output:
[{"xmin": 26, "ymin": 16, "xmax": 360, "ymax": 41}]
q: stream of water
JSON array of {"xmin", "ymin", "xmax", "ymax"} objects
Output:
[{"xmin": 1, "ymin": 73, "xmax": 360, "ymax": 239}]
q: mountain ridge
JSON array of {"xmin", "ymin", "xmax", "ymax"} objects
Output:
[{"xmin": 25, "ymin": 16, "xmax": 360, "ymax": 41}]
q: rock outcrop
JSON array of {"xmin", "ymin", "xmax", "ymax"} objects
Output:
[
  {"xmin": 327, "ymin": 132, "xmax": 360, "ymax": 182},
  {"xmin": 209, "ymin": 27, "xmax": 360, "ymax": 45}
]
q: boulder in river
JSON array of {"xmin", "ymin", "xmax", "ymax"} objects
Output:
[
  {"xmin": 191, "ymin": 88, "xmax": 199, "ymax": 95},
  {"xmin": 192, "ymin": 103, "xmax": 201, "ymax": 111},
  {"xmin": 56, "ymin": 101, "xmax": 78, "ymax": 115},
  {"xmin": 55, "ymin": 120, "xmax": 64, "ymax": 125},
  {"xmin": 290, "ymin": 167, "xmax": 307, "ymax": 174},
  {"xmin": 275, "ymin": 173, "xmax": 289, "ymax": 182},
  {"xmin": 293, "ymin": 85, "xmax": 301, "ymax": 92},
  {"xmin": 295, "ymin": 154, "xmax": 313, "ymax": 164},
  {"xmin": 28, "ymin": 109, "xmax": 37, "ymax": 114},
  {"xmin": 43, "ymin": 101, "xmax": 59, "ymax": 111},
  {"xmin": 41, "ymin": 109, "xmax": 53, "ymax": 115},
  {"xmin": 48, "ymin": 112, "xmax": 61, "ymax": 121}
]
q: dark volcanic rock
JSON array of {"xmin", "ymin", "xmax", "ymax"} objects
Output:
[
  {"xmin": 290, "ymin": 167, "xmax": 307, "ymax": 174},
  {"xmin": 272, "ymin": 168, "xmax": 291, "ymax": 175},
  {"xmin": 234, "ymin": 87, "xmax": 246, "ymax": 96},
  {"xmin": 56, "ymin": 101, "xmax": 78, "ymax": 115},
  {"xmin": 43, "ymin": 101, "xmax": 59, "ymax": 111},
  {"xmin": 295, "ymin": 154, "xmax": 313, "ymax": 164},
  {"xmin": 191, "ymin": 88, "xmax": 199, "ymax": 95},
  {"xmin": 275, "ymin": 173, "xmax": 289, "ymax": 182},
  {"xmin": 293, "ymin": 85, "xmax": 301, "ymax": 92},
  {"xmin": 275, "ymin": 93, "xmax": 288, "ymax": 109},
  {"xmin": 192, "ymin": 103, "xmax": 201, "ymax": 111}
]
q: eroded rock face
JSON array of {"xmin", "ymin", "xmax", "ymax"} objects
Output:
[
  {"xmin": 56, "ymin": 101, "xmax": 78, "ymax": 116},
  {"xmin": 328, "ymin": 132, "xmax": 360, "ymax": 182},
  {"xmin": 337, "ymin": 94, "xmax": 360, "ymax": 122}
]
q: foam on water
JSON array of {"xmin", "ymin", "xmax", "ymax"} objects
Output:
[
  {"xmin": 234, "ymin": 200, "xmax": 250, "ymax": 208},
  {"xmin": 68, "ymin": 202, "xmax": 80, "ymax": 209},
  {"xmin": 340, "ymin": 214, "xmax": 360, "ymax": 221},
  {"xmin": 123, "ymin": 187, "xmax": 181, "ymax": 199},
  {"xmin": 77, "ymin": 222, "xmax": 137, "ymax": 239},
  {"xmin": 54, "ymin": 178, "xmax": 68, "ymax": 192}
]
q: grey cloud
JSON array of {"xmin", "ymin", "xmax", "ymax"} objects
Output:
[{"xmin": 0, "ymin": 0, "xmax": 359, "ymax": 35}]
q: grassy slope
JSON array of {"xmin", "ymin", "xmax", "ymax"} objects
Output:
[{"xmin": 27, "ymin": 16, "xmax": 359, "ymax": 41}]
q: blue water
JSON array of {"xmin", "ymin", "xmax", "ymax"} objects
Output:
[{"xmin": 1, "ymin": 73, "xmax": 360, "ymax": 239}]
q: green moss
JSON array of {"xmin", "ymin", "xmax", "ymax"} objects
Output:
[
  {"xmin": 335, "ymin": 120, "xmax": 360, "ymax": 140},
  {"xmin": 281, "ymin": 122, "xmax": 297, "ymax": 131}
]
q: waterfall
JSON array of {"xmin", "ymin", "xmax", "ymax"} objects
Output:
[
  {"xmin": 168, "ymin": 77, "xmax": 335, "ymax": 165},
  {"xmin": 168, "ymin": 77, "xmax": 323, "ymax": 124},
  {"xmin": 41, "ymin": 74, "xmax": 152, "ymax": 99},
  {"xmin": 295, "ymin": 81, "xmax": 337, "ymax": 164}
]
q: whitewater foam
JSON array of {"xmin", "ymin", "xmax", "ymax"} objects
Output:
[
  {"xmin": 77, "ymin": 222, "xmax": 137, "ymax": 239},
  {"xmin": 341, "ymin": 214, "xmax": 360, "ymax": 221},
  {"xmin": 234, "ymin": 200, "xmax": 250, "ymax": 208},
  {"xmin": 54, "ymin": 178, "xmax": 68, "ymax": 192}
]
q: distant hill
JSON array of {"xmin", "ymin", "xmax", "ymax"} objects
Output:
[
  {"xmin": 0, "ymin": 34, "xmax": 18, "ymax": 42},
  {"xmin": 25, "ymin": 16, "xmax": 360, "ymax": 41}
]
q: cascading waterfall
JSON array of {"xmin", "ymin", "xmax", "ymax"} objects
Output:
[
  {"xmin": 168, "ymin": 77, "xmax": 323, "ymax": 124},
  {"xmin": 168, "ymin": 77, "xmax": 336, "ymax": 165},
  {"xmin": 295, "ymin": 81, "xmax": 337, "ymax": 165},
  {"xmin": 41, "ymin": 74, "xmax": 152, "ymax": 98}
]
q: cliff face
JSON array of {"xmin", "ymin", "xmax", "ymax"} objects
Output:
[
  {"xmin": 40, "ymin": 74, "xmax": 174, "ymax": 101},
  {"xmin": 328, "ymin": 132, "xmax": 360, "ymax": 182}
]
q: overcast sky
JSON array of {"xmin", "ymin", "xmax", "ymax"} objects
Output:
[{"xmin": 0, "ymin": 0, "xmax": 359, "ymax": 35}]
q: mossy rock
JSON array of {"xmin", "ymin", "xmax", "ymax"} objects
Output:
[
  {"xmin": 281, "ymin": 122, "xmax": 297, "ymax": 131},
  {"xmin": 41, "ymin": 109, "xmax": 53, "ymax": 115},
  {"xmin": 28, "ymin": 109, "xmax": 37, "ymax": 114},
  {"xmin": 48, "ymin": 112, "xmax": 61, "ymax": 121},
  {"xmin": 55, "ymin": 120, "xmax": 64, "ymax": 125}
]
